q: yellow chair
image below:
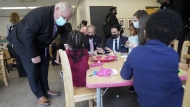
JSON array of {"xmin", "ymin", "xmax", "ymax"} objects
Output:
[
  {"xmin": 170, "ymin": 40, "xmax": 179, "ymax": 52},
  {"xmin": 180, "ymin": 41, "xmax": 190, "ymax": 64},
  {"xmin": 183, "ymin": 62, "xmax": 190, "ymax": 107},
  {"xmin": 0, "ymin": 51, "xmax": 8, "ymax": 86},
  {"xmin": 59, "ymin": 50, "xmax": 101, "ymax": 107}
]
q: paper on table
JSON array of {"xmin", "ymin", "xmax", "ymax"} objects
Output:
[
  {"xmin": 111, "ymin": 69, "xmax": 119, "ymax": 75},
  {"xmin": 120, "ymin": 54, "xmax": 128, "ymax": 59}
]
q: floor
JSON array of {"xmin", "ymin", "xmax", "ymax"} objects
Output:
[{"xmin": 0, "ymin": 64, "xmax": 140, "ymax": 107}]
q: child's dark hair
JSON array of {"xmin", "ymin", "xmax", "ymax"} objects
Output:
[
  {"xmin": 111, "ymin": 24, "xmax": 121, "ymax": 31},
  {"xmin": 81, "ymin": 20, "xmax": 88, "ymax": 26},
  {"xmin": 146, "ymin": 10, "xmax": 183, "ymax": 45},
  {"xmin": 67, "ymin": 30, "xmax": 86, "ymax": 63},
  {"xmin": 129, "ymin": 23, "xmax": 138, "ymax": 35}
]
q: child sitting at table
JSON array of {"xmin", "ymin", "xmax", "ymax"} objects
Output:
[
  {"xmin": 66, "ymin": 30, "xmax": 89, "ymax": 87},
  {"xmin": 120, "ymin": 10, "xmax": 184, "ymax": 107},
  {"xmin": 125, "ymin": 23, "xmax": 138, "ymax": 53}
]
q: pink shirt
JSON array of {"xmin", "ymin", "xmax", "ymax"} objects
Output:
[{"xmin": 66, "ymin": 49, "xmax": 89, "ymax": 87}]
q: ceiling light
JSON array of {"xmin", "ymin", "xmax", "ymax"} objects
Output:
[
  {"xmin": 1, "ymin": 7, "xmax": 27, "ymax": 9},
  {"xmin": 72, "ymin": 6, "xmax": 75, "ymax": 8},
  {"xmin": 27, "ymin": 6, "xmax": 39, "ymax": 9}
]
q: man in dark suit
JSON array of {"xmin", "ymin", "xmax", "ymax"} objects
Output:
[
  {"xmin": 85, "ymin": 25, "xmax": 101, "ymax": 55},
  {"xmin": 99, "ymin": 24, "xmax": 128, "ymax": 53},
  {"xmin": 6, "ymin": 1, "xmax": 73, "ymax": 106},
  {"xmin": 104, "ymin": 6, "xmax": 119, "ymax": 40},
  {"xmin": 158, "ymin": 0, "xmax": 185, "ymax": 56}
]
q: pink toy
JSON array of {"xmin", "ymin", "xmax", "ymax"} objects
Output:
[
  {"xmin": 96, "ymin": 68, "xmax": 112, "ymax": 76},
  {"xmin": 90, "ymin": 62, "xmax": 103, "ymax": 67}
]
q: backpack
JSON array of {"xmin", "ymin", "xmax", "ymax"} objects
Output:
[
  {"xmin": 102, "ymin": 14, "xmax": 113, "ymax": 36},
  {"xmin": 184, "ymin": 0, "xmax": 190, "ymax": 30}
]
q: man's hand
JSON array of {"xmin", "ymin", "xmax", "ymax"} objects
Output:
[
  {"xmin": 105, "ymin": 47, "xmax": 113, "ymax": 53},
  {"xmin": 97, "ymin": 48, "xmax": 105, "ymax": 54},
  {"xmin": 31, "ymin": 56, "xmax": 41, "ymax": 64}
]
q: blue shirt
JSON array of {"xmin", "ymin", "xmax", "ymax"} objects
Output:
[{"xmin": 120, "ymin": 40, "xmax": 184, "ymax": 107}]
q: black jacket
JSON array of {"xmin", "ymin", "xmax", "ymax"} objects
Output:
[
  {"xmin": 105, "ymin": 13, "xmax": 119, "ymax": 27},
  {"xmin": 7, "ymin": 6, "xmax": 67, "ymax": 58},
  {"xmin": 160, "ymin": 0, "xmax": 185, "ymax": 19},
  {"xmin": 85, "ymin": 34, "xmax": 101, "ymax": 51}
]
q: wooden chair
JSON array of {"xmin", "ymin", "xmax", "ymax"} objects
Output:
[
  {"xmin": 180, "ymin": 41, "xmax": 190, "ymax": 64},
  {"xmin": 170, "ymin": 40, "xmax": 179, "ymax": 52},
  {"xmin": 59, "ymin": 50, "xmax": 101, "ymax": 107},
  {"xmin": 183, "ymin": 61, "xmax": 190, "ymax": 107},
  {"xmin": 0, "ymin": 51, "xmax": 8, "ymax": 86}
]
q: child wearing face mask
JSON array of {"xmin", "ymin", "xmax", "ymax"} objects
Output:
[
  {"xmin": 65, "ymin": 30, "xmax": 89, "ymax": 87},
  {"xmin": 125, "ymin": 23, "xmax": 138, "ymax": 53}
]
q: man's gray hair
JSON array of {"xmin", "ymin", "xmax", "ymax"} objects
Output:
[
  {"xmin": 55, "ymin": 1, "xmax": 73, "ymax": 14},
  {"xmin": 87, "ymin": 25, "xmax": 96, "ymax": 33}
]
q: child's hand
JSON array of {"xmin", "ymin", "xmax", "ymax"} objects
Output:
[
  {"xmin": 128, "ymin": 43, "xmax": 137, "ymax": 48},
  {"xmin": 125, "ymin": 41, "xmax": 130, "ymax": 46},
  {"xmin": 125, "ymin": 41, "xmax": 137, "ymax": 49}
]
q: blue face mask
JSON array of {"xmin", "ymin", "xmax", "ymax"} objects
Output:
[
  {"xmin": 133, "ymin": 21, "xmax": 139, "ymax": 29},
  {"xmin": 55, "ymin": 16, "xmax": 67, "ymax": 26}
]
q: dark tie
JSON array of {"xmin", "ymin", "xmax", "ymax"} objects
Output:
[
  {"xmin": 115, "ymin": 40, "xmax": 117, "ymax": 50},
  {"xmin": 53, "ymin": 23, "xmax": 57, "ymax": 37},
  {"xmin": 45, "ymin": 23, "xmax": 57, "ymax": 57}
]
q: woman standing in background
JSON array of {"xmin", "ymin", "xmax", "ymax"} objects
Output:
[
  {"xmin": 6, "ymin": 12, "xmax": 27, "ymax": 77},
  {"xmin": 79, "ymin": 20, "xmax": 88, "ymax": 35},
  {"xmin": 6, "ymin": 12, "xmax": 20, "ymax": 36}
]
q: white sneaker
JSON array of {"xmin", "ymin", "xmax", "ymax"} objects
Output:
[{"xmin": 60, "ymin": 71, "xmax": 63, "ymax": 78}]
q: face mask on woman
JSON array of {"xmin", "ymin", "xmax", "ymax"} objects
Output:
[{"xmin": 133, "ymin": 21, "xmax": 139, "ymax": 29}]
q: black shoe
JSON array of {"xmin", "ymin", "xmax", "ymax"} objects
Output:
[{"xmin": 128, "ymin": 86, "xmax": 135, "ymax": 92}]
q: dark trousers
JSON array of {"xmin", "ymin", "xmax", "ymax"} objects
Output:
[
  {"xmin": 7, "ymin": 43, "xmax": 27, "ymax": 77},
  {"xmin": 19, "ymin": 53, "xmax": 50, "ymax": 98},
  {"xmin": 14, "ymin": 52, "xmax": 27, "ymax": 77}
]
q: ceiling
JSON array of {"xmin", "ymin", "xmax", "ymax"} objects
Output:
[{"xmin": 0, "ymin": 0, "xmax": 80, "ymax": 17}]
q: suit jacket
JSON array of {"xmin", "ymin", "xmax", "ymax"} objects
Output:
[
  {"xmin": 106, "ymin": 35, "xmax": 128, "ymax": 52},
  {"xmin": 160, "ymin": 0, "xmax": 185, "ymax": 19},
  {"xmin": 7, "ymin": 6, "xmax": 67, "ymax": 58},
  {"xmin": 85, "ymin": 34, "xmax": 101, "ymax": 51}
]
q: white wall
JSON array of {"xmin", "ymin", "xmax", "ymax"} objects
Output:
[
  {"xmin": 0, "ymin": 17, "xmax": 10, "ymax": 36},
  {"xmin": 85, "ymin": 0, "xmax": 159, "ymax": 36},
  {"xmin": 0, "ymin": 0, "xmax": 160, "ymax": 36},
  {"xmin": 74, "ymin": 0, "xmax": 87, "ymax": 30}
]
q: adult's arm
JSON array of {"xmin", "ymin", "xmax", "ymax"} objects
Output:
[
  {"xmin": 22, "ymin": 11, "xmax": 42, "ymax": 58},
  {"xmin": 96, "ymin": 34, "xmax": 101, "ymax": 48}
]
